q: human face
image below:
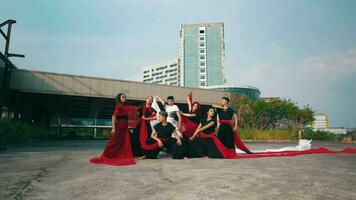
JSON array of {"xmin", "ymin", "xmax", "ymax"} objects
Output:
[
  {"xmin": 146, "ymin": 96, "xmax": 153, "ymax": 104},
  {"xmin": 158, "ymin": 114, "xmax": 166, "ymax": 123},
  {"xmin": 220, "ymin": 98, "xmax": 227, "ymax": 106},
  {"xmin": 192, "ymin": 103, "xmax": 199, "ymax": 112},
  {"xmin": 208, "ymin": 108, "xmax": 215, "ymax": 118},
  {"xmin": 121, "ymin": 95, "xmax": 127, "ymax": 103},
  {"xmin": 167, "ymin": 99, "xmax": 174, "ymax": 106}
]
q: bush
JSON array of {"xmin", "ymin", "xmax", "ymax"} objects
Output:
[
  {"xmin": 302, "ymin": 129, "xmax": 340, "ymax": 141},
  {"xmin": 0, "ymin": 120, "xmax": 52, "ymax": 145},
  {"xmin": 239, "ymin": 129, "xmax": 299, "ymax": 140}
]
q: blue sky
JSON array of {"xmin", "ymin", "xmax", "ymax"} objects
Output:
[{"xmin": 1, "ymin": 0, "xmax": 356, "ymax": 127}]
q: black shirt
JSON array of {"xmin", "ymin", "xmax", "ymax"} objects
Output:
[
  {"xmin": 200, "ymin": 118, "xmax": 217, "ymax": 134},
  {"xmin": 153, "ymin": 122, "xmax": 175, "ymax": 139},
  {"xmin": 216, "ymin": 107, "xmax": 235, "ymax": 120},
  {"xmin": 138, "ymin": 105, "xmax": 156, "ymax": 117},
  {"xmin": 187, "ymin": 111, "xmax": 202, "ymax": 124}
]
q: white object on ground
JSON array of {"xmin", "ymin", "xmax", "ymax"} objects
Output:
[{"xmin": 236, "ymin": 139, "xmax": 313, "ymax": 153}]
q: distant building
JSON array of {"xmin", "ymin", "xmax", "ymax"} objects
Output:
[
  {"xmin": 312, "ymin": 113, "xmax": 329, "ymax": 129},
  {"xmin": 316, "ymin": 128, "xmax": 347, "ymax": 135},
  {"xmin": 260, "ymin": 97, "xmax": 280, "ymax": 102},
  {"xmin": 142, "ymin": 59, "xmax": 180, "ymax": 86},
  {"xmin": 179, "ymin": 22, "xmax": 226, "ymax": 88},
  {"xmin": 205, "ymin": 85, "xmax": 261, "ymax": 100}
]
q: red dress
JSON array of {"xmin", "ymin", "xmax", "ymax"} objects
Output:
[{"xmin": 90, "ymin": 105, "xmax": 136, "ymax": 166}]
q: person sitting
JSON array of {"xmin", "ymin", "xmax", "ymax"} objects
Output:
[{"xmin": 144, "ymin": 111, "xmax": 184, "ymax": 159}]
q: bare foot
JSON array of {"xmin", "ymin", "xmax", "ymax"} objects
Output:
[{"xmin": 139, "ymin": 155, "xmax": 147, "ymax": 160}]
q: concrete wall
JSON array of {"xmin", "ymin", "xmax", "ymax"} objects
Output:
[{"xmin": 10, "ymin": 69, "xmax": 229, "ymax": 105}]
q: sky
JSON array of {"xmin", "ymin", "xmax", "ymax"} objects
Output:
[{"xmin": 1, "ymin": 0, "xmax": 356, "ymax": 127}]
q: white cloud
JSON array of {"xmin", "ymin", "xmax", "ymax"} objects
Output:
[{"xmin": 227, "ymin": 48, "xmax": 356, "ymax": 127}]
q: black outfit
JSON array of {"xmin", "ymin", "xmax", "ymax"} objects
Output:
[
  {"xmin": 145, "ymin": 122, "xmax": 184, "ymax": 159},
  {"xmin": 187, "ymin": 110, "xmax": 202, "ymax": 124},
  {"xmin": 183, "ymin": 118, "xmax": 223, "ymax": 158},
  {"xmin": 216, "ymin": 107, "xmax": 236, "ymax": 149},
  {"xmin": 130, "ymin": 105, "xmax": 156, "ymax": 157}
]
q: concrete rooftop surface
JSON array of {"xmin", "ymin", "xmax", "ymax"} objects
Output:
[{"xmin": 0, "ymin": 140, "xmax": 355, "ymax": 200}]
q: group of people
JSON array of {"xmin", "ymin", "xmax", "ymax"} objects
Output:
[
  {"xmin": 89, "ymin": 92, "xmax": 356, "ymax": 166},
  {"xmin": 90, "ymin": 92, "xmax": 252, "ymax": 166}
]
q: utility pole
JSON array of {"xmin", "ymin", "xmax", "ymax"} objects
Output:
[
  {"xmin": 0, "ymin": 19, "xmax": 25, "ymax": 118},
  {"xmin": 0, "ymin": 19, "xmax": 25, "ymax": 150}
]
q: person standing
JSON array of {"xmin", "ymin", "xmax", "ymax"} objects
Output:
[{"xmin": 90, "ymin": 93, "xmax": 136, "ymax": 166}]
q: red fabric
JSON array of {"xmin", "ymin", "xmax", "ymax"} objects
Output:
[
  {"xmin": 125, "ymin": 105, "xmax": 140, "ymax": 128},
  {"xmin": 199, "ymin": 132, "xmax": 356, "ymax": 159},
  {"xmin": 139, "ymin": 105, "xmax": 160, "ymax": 150},
  {"xmin": 139, "ymin": 118, "xmax": 160, "ymax": 150},
  {"xmin": 90, "ymin": 105, "xmax": 136, "ymax": 166},
  {"xmin": 219, "ymin": 120, "xmax": 253, "ymax": 154},
  {"xmin": 199, "ymin": 133, "xmax": 239, "ymax": 159},
  {"xmin": 180, "ymin": 116, "xmax": 199, "ymax": 139}
]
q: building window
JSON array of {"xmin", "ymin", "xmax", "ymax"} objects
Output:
[
  {"xmin": 199, "ymin": 30, "xmax": 205, "ymax": 34},
  {"xmin": 200, "ymin": 56, "xmax": 205, "ymax": 60},
  {"xmin": 200, "ymin": 62, "xmax": 205, "ymax": 67},
  {"xmin": 143, "ymin": 75, "xmax": 149, "ymax": 78},
  {"xmin": 199, "ymin": 43, "xmax": 205, "ymax": 48},
  {"xmin": 170, "ymin": 64, "xmax": 177, "ymax": 67},
  {"xmin": 200, "ymin": 36, "xmax": 205, "ymax": 41},
  {"xmin": 200, "ymin": 49, "xmax": 205, "ymax": 54},
  {"xmin": 200, "ymin": 75, "xmax": 206, "ymax": 80},
  {"xmin": 200, "ymin": 82, "xmax": 206, "ymax": 86},
  {"xmin": 144, "ymin": 70, "xmax": 149, "ymax": 74},
  {"xmin": 200, "ymin": 69, "xmax": 206, "ymax": 73}
]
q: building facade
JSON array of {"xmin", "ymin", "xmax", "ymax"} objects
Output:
[
  {"xmin": 179, "ymin": 22, "xmax": 226, "ymax": 88},
  {"xmin": 142, "ymin": 58, "xmax": 180, "ymax": 86},
  {"xmin": 312, "ymin": 113, "xmax": 329, "ymax": 129},
  {"xmin": 205, "ymin": 85, "xmax": 261, "ymax": 100}
]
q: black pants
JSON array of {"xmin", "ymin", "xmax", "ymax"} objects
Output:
[
  {"xmin": 130, "ymin": 121, "xmax": 152, "ymax": 157},
  {"xmin": 144, "ymin": 138, "xmax": 184, "ymax": 159},
  {"xmin": 183, "ymin": 137, "xmax": 223, "ymax": 158},
  {"xmin": 217, "ymin": 124, "xmax": 235, "ymax": 149}
]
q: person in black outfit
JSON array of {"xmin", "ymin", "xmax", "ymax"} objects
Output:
[
  {"xmin": 212, "ymin": 97, "xmax": 238, "ymax": 149},
  {"xmin": 144, "ymin": 111, "xmax": 184, "ymax": 159},
  {"xmin": 181, "ymin": 92, "xmax": 202, "ymax": 125},
  {"xmin": 131, "ymin": 96, "xmax": 157, "ymax": 157},
  {"xmin": 185, "ymin": 107, "xmax": 223, "ymax": 158}
]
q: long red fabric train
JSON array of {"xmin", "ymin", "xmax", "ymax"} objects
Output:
[{"xmin": 89, "ymin": 105, "xmax": 136, "ymax": 166}]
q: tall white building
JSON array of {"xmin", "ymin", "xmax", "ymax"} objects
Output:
[
  {"xmin": 179, "ymin": 22, "xmax": 226, "ymax": 88},
  {"xmin": 312, "ymin": 113, "xmax": 329, "ymax": 129},
  {"xmin": 142, "ymin": 59, "xmax": 180, "ymax": 86}
]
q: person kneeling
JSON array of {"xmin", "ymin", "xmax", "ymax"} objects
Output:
[{"xmin": 144, "ymin": 111, "xmax": 184, "ymax": 159}]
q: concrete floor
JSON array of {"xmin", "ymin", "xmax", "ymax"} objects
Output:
[{"xmin": 0, "ymin": 140, "xmax": 355, "ymax": 200}]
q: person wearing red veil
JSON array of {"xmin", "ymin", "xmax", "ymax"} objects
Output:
[
  {"xmin": 130, "ymin": 96, "xmax": 157, "ymax": 157},
  {"xmin": 89, "ymin": 93, "xmax": 136, "ymax": 166}
]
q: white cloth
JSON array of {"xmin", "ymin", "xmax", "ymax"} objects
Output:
[
  {"xmin": 150, "ymin": 98, "xmax": 161, "ymax": 128},
  {"xmin": 236, "ymin": 139, "xmax": 313, "ymax": 153},
  {"xmin": 164, "ymin": 104, "xmax": 182, "ymax": 138}
]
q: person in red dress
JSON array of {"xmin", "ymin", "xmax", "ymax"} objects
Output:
[{"xmin": 89, "ymin": 93, "xmax": 136, "ymax": 166}]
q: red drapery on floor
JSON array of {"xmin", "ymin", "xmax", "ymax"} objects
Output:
[
  {"xmin": 199, "ymin": 132, "xmax": 356, "ymax": 159},
  {"xmin": 219, "ymin": 120, "xmax": 253, "ymax": 154},
  {"xmin": 89, "ymin": 119, "xmax": 136, "ymax": 166},
  {"xmin": 89, "ymin": 105, "xmax": 136, "ymax": 166}
]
